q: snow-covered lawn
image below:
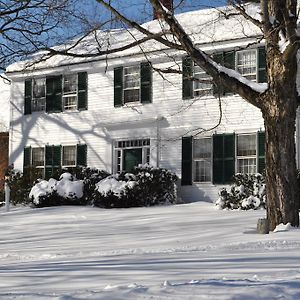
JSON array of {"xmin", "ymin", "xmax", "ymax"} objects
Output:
[{"xmin": 0, "ymin": 202, "xmax": 300, "ymax": 299}]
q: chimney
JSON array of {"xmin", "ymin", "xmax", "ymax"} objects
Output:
[{"xmin": 153, "ymin": 0, "xmax": 173, "ymax": 19}]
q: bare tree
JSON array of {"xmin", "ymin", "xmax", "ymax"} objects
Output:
[
  {"xmin": 7, "ymin": 0, "xmax": 300, "ymax": 230},
  {"xmin": 0, "ymin": 0, "xmax": 100, "ymax": 71}
]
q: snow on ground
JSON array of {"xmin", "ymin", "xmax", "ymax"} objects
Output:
[{"xmin": 0, "ymin": 202, "xmax": 300, "ymax": 299}]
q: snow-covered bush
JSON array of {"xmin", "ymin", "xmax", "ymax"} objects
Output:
[
  {"xmin": 92, "ymin": 165, "xmax": 178, "ymax": 208},
  {"xmin": 30, "ymin": 167, "xmax": 110, "ymax": 207},
  {"xmin": 216, "ymin": 173, "xmax": 266, "ymax": 210},
  {"xmin": 30, "ymin": 173, "xmax": 85, "ymax": 207}
]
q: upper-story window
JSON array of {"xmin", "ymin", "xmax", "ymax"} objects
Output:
[
  {"xmin": 193, "ymin": 64, "xmax": 213, "ymax": 96},
  {"xmin": 123, "ymin": 66, "xmax": 140, "ymax": 103},
  {"xmin": 63, "ymin": 74, "xmax": 78, "ymax": 110},
  {"xmin": 236, "ymin": 49, "xmax": 257, "ymax": 81},
  {"xmin": 114, "ymin": 62, "xmax": 152, "ymax": 107},
  {"xmin": 24, "ymin": 72, "xmax": 87, "ymax": 115},
  {"xmin": 32, "ymin": 78, "xmax": 46, "ymax": 112}
]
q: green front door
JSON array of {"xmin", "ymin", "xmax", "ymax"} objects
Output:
[{"xmin": 123, "ymin": 148, "xmax": 142, "ymax": 172}]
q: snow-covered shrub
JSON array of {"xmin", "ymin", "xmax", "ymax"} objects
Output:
[
  {"xmin": 216, "ymin": 173, "xmax": 266, "ymax": 210},
  {"xmin": 30, "ymin": 173, "xmax": 85, "ymax": 207},
  {"xmin": 30, "ymin": 168, "xmax": 110, "ymax": 207},
  {"xmin": 92, "ymin": 165, "xmax": 178, "ymax": 208}
]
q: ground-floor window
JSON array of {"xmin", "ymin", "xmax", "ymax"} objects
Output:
[
  {"xmin": 183, "ymin": 131, "xmax": 265, "ymax": 185},
  {"xmin": 114, "ymin": 138, "xmax": 150, "ymax": 173},
  {"xmin": 23, "ymin": 144, "xmax": 87, "ymax": 178},
  {"xmin": 193, "ymin": 138, "xmax": 212, "ymax": 182},
  {"xmin": 236, "ymin": 133, "xmax": 257, "ymax": 174},
  {"xmin": 62, "ymin": 145, "xmax": 77, "ymax": 167}
]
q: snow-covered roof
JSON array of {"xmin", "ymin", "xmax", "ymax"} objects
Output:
[{"xmin": 6, "ymin": 3, "xmax": 262, "ymax": 73}]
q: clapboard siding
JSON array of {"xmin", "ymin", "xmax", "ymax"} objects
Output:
[{"xmin": 9, "ymin": 49, "xmax": 269, "ymax": 203}]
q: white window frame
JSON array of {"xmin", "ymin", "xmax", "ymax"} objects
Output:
[
  {"xmin": 31, "ymin": 147, "xmax": 45, "ymax": 168},
  {"xmin": 31, "ymin": 78, "xmax": 46, "ymax": 112},
  {"xmin": 62, "ymin": 145, "xmax": 77, "ymax": 167},
  {"xmin": 193, "ymin": 137, "xmax": 212, "ymax": 183},
  {"xmin": 123, "ymin": 65, "xmax": 140, "ymax": 104},
  {"xmin": 236, "ymin": 49, "xmax": 257, "ymax": 81},
  {"xmin": 114, "ymin": 139, "xmax": 150, "ymax": 173},
  {"xmin": 62, "ymin": 74, "xmax": 78, "ymax": 111},
  {"xmin": 236, "ymin": 133, "xmax": 257, "ymax": 174},
  {"xmin": 193, "ymin": 64, "xmax": 213, "ymax": 96}
]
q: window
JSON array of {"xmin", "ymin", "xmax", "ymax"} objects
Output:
[
  {"xmin": 193, "ymin": 138, "xmax": 212, "ymax": 182},
  {"xmin": 236, "ymin": 134, "xmax": 257, "ymax": 174},
  {"xmin": 236, "ymin": 49, "xmax": 257, "ymax": 81},
  {"xmin": 62, "ymin": 145, "xmax": 76, "ymax": 167},
  {"xmin": 32, "ymin": 78, "xmax": 46, "ymax": 112},
  {"xmin": 194, "ymin": 64, "xmax": 213, "ymax": 96},
  {"xmin": 114, "ymin": 139, "xmax": 150, "ymax": 172},
  {"xmin": 24, "ymin": 72, "xmax": 87, "ymax": 115},
  {"xmin": 24, "ymin": 144, "xmax": 87, "ymax": 179},
  {"xmin": 114, "ymin": 62, "xmax": 152, "ymax": 107},
  {"xmin": 123, "ymin": 66, "xmax": 140, "ymax": 103},
  {"xmin": 63, "ymin": 74, "xmax": 78, "ymax": 110}
]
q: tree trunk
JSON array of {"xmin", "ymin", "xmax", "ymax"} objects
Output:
[{"xmin": 263, "ymin": 96, "xmax": 299, "ymax": 231}]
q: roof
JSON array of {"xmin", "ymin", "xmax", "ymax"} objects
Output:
[{"xmin": 6, "ymin": 3, "xmax": 262, "ymax": 73}]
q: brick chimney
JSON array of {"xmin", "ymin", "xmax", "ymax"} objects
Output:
[{"xmin": 153, "ymin": 0, "xmax": 173, "ymax": 19}]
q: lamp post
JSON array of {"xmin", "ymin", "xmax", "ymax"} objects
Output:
[{"xmin": 4, "ymin": 170, "xmax": 10, "ymax": 212}]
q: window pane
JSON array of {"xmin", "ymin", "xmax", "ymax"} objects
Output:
[
  {"xmin": 63, "ymin": 146, "xmax": 76, "ymax": 166},
  {"xmin": 237, "ymin": 134, "xmax": 256, "ymax": 156},
  {"xmin": 33, "ymin": 78, "xmax": 46, "ymax": 98},
  {"xmin": 194, "ymin": 160, "xmax": 211, "ymax": 182},
  {"xmin": 124, "ymin": 89, "xmax": 140, "ymax": 103},
  {"xmin": 63, "ymin": 96, "xmax": 77, "ymax": 110},
  {"xmin": 194, "ymin": 65, "xmax": 212, "ymax": 96},
  {"xmin": 32, "ymin": 98, "xmax": 46, "ymax": 112},
  {"xmin": 32, "ymin": 78, "xmax": 46, "ymax": 112},
  {"xmin": 63, "ymin": 74, "xmax": 77, "ymax": 94},
  {"xmin": 237, "ymin": 158, "xmax": 256, "ymax": 174},
  {"xmin": 32, "ymin": 148, "xmax": 44, "ymax": 167},
  {"xmin": 193, "ymin": 138, "xmax": 212, "ymax": 159}
]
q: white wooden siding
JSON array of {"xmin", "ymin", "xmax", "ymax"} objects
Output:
[{"xmin": 8, "ymin": 49, "xmax": 289, "ymax": 203}]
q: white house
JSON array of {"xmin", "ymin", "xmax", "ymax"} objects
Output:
[{"xmin": 6, "ymin": 2, "xmax": 300, "ymax": 202}]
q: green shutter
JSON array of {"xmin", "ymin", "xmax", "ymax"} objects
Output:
[
  {"xmin": 140, "ymin": 62, "xmax": 152, "ymax": 104},
  {"xmin": 24, "ymin": 79, "xmax": 32, "ymax": 115},
  {"xmin": 52, "ymin": 145, "xmax": 61, "ymax": 167},
  {"xmin": 23, "ymin": 146, "xmax": 31, "ymax": 168},
  {"xmin": 77, "ymin": 72, "xmax": 88, "ymax": 110},
  {"xmin": 258, "ymin": 47, "xmax": 267, "ymax": 83},
  {"xmin": 45, "ymin": 145, "xmax": 61, "ymax": 179},
  {"xmin": 77, "ymin": 144, "xmax": 87, "ymax": 167},
  {"xmin": 213, "ymin": 134, "xmax": 224, "ymax": 184},
  {"xmin": 181, "ymin": 136, "xmax": 193, "ymax": 185},
  {"xmin": 46, "ymin": 76, "xmax": 62, "ymax": 113},
  {"xmin": 223, "ymin": 134, "xmax": 235, "ymax": 183},
  {"xmin": 257, "ymin": 131, "xmax": 266, "ymax": 173},
  {"xmin": 114, "ymin": 67, "xmax": 123, "ymax": 107},
  {"xmin": 223, "ymin": 51, "xmax": 235, "ymax": 94},
  {"xmin": 224, "ymin": 51, "xmax": 235, "ymax": 69},
  {"xmin": 182, "ymin": 57, "xmax": 193, "ymax": 100},
  {"xmin": 213, "ymin": 133, "xmax": 235, "ymax": 184},
  {"xmin": 212, "ymin": 53, "xmax": 224, "ymax": 96}
]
